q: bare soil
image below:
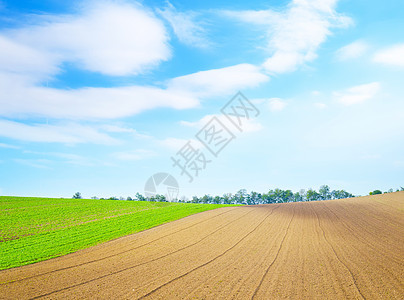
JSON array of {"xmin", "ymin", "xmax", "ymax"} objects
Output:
[{"xmin": 1, "ymin": 192, "xmax": 403, "ymax": 299}]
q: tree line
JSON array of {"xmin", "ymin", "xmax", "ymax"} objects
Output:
[
  {"xmin": 144, "ymin": 185, "xmax": 355, "ymax": 205},
  {"xmin": 73, "ymin": 186, "xmax": 404, "ymax": 204}
]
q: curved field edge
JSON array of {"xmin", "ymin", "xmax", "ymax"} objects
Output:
[{"xmin": 0, "ymin": 196, "xmax": 235, "ymax": 270}]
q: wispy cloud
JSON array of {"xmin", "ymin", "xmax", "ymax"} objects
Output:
[
  {"xmin": 0, "ymin": 142, "xmax": 20, "ymax": 149},
  {"xmin": 373, "ymin": 44, "xmax": 404, "ymax": 67},
  {"xmin": 336, "ymin": 40, "xmax": 369, "ymax": 60},
  {"xmin": 334, "ymin": 82, "xmax": 380, "ymax": 106},
  {"xmin": 314, "ymin": 102, "xmax": 327, "ymax": 109},
  {"xmin": 157, "ymin": 2, "xmax": 210, "ymax": 49},
  {"xmin": 168, "ymin": 64, "xmax": 269, "ymax": 98},
  {"xmin": 0, "ymin": 63, "xmax": 267, "ymax": 120},
  {"xmin": 225, "ymin": 0, "xmax": 352, "ymax": 73},
  {"xmin": 0, "ymin": 119, "xmax": 118, "ymax": 144},
  {"xmin": 100, "ymin": 124, "xmax": 152, "ymax": 139},
  {"xmin": 14, "ymin": 158, "xmax": 52, "ymax": 169},
  {"xmin": 23, "ymin": 150, "xmax": 115, "ymax": 166},
  {"xmin": 180, "ymin": 113, "xmax": 263, "ymax": 133},
  {"xmin": 159, "ymin": 137, "xmax": 204, "ymax": 151},
  {"xmin": 268, "ymin": 98, "xmax": 287, "ymax": 112},
  {"xmin": 111, "ymin": 149, "xmax": 156, "ymax": 161}
]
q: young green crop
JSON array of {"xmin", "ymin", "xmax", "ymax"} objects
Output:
[{"xmin": 0, "ymin": 196, "xmax": 233, "ymax": 270}]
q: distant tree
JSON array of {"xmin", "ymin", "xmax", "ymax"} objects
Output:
[
  {"xmin": 332, "ymin": 190, "xmax": 354, "ymax": 199},
  {"xmin": 72, "ymin": 192, "xmax": 82, "ymax": 199},
  {"xmin": 109, "ymin": 196, "xmax": 118, "ymax": 200},
  {"xmin": 369, "ymin": 190, "xmax": 382, "ymax": 195},
  {"xmin": 249, "ymin": 191, "xmax": 262, "ymax": 205},
  {"xmin": 283, "ymin": 190, "xmax": 294, "ymax": 203},
  {"xmin": 299, "ymin": 189, "xmax": 307, "ymax": 201},
  {"xmin": 234, "ymin": 189, "xmax": 247, "ymax": 205},
  {"xmin": 91, "ymin": 196, "xmax": 98, "ymax": 199},
  {"xmin": 272, "ymin": 188, "xmax": 284, "ymax": 203},
  {"xmin": 213, "ymin": 196, "xmax": 222, "ymax": 204},
  {"xmin": 306, "ymin": 189, "xmax": 320, "ymax": 201},
  {"xmin": 262, "ymin": 190, "xmax": 275, "ymax": 204},
  {"xmin": 201, "ymin": 195, "xmax": 211, "ymax": 204},
  {"xmin": 293, "ymin": 192, "xmax": 303, "ymax": 202},
  {"xmin": 222, "ymin": 193, "xmax": 232, "ymax": 205},
  {"xmin": 135, "ymin": 193, "xmax": 146, "ymax": 201},
  {"xmin": 126, "ymin": 196, "xmax": 133, "ymax": 201},
  {"xmin": 149, "ymin": 194, "xmax": 166, "ymax": 202},
  {"xmin": 319, "ymin": 185, "xmax": 331, "ymax": 200},
  {"xmin": 189, "ymin": 196, "xmax": 197, "ymax": 203}
]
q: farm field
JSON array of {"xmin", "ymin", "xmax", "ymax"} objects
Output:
[
  {"xmin": 0, "ymin": 192, "xmax": 403, "ymax": 299},
  {"xmin": 0, "ymin": 196, "xmax": 230, "ymax": 270}
]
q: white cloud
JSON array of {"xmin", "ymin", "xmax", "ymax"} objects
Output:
[
  {"xmin": 268, "ymin": 98, "xmax": 287, "ymax": 111},
  {"xmin": 14, "ymin": 158, "xmax": 52, "ymax": 169},
  {"xmin": 225, "ymin": 0, "xmax": 352, "ymax": 73},
  {"xmin": 0, "ymin": 36, "xmax": 59, "ymax": 83},
  {"xmin": 335, "ymin": 82, "xmax": 381, "ymax": 106},
  {"xmin": 0, "ymin": 77, "xmax": 200, "ymax": 119},
  {"xmin": 112, "ymin": 149, "xmax": 156, "ymax": 161},
  {"xmin": 23, "ymin": 151, "xmax": 96, "ymax": 166},
  {"xmin": 314, "ymin": 102, "xmax": 327, "ymax": 109},
  {"xmin": 336, "ymin": 40, "xmax": 369, "ymax": 60},
  {"xmin": 0, "ymin": 119, "xmax": 118, "ymax": 144},
  {"xmin": 157, "ymin": 2, "xmax": 210, "ymax": 49},
  {"xmin": 160, "ymin": 137, "xmax": 204, "ymax": 151},
  {"xmin": 0, "ymin": 143, "xmax": 20, "ymax": 149},
  {"xmin": 0, "ymin": 2, "xmax": 270, "ymax": 146},
  {"xmin": 373, "ymin": 44, "xmax": 404, "ymax": 67},
  {"xmin": 180, "ymin": 113, "xmax": 263, "ymax": 133},
  {"xmin": 168, "ymin": 64, "xmax": 269, "ymax": 98},
  {"xmin": 101, "ymin": 125, "xmax": 152, "ymax": 139},
  {"xmin": 0, "ymin": 63, "xmax": 266, "ymax": 120},
  {"xmin": 1, "ymin": 1, "xmax": 170, "ymax": 78},
  {"xmin": 0, "ymin": 1, "xmax": 269, "ymax": 125}
]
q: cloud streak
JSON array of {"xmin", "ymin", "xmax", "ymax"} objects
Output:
[
  {"xmin": 336, "ymin": 40, "xmax": 369, "ymax": 60},
  {"xmin": 225, "ymin": 0, "xmax": 352, "ymax": 73},
  {"xmin": 0, "ymin": 119, "xmax": 119, "ymax": 144},
  {"xmin": 373, "ymin": 44, "xmax": 404, "ymax": 67},
  {"xmin": 157, "ymin": 2, "xmax": 210, "ymax": 49},
  {"xmin": 0, "ymin": 63, "xmax": 268, "ymax": 120},
  {"xmin": 335, "ymin": 82, "xmax": 380, "ymax": 106}
]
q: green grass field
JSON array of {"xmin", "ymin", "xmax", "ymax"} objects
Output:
[{"xmin": 0, "ymin": 196, "xmax": 231, "ymax": 270}]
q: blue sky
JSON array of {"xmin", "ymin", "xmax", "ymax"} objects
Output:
[{"xmin": 0, "ymin": 0, "xmax": 403, "ymax": 199}]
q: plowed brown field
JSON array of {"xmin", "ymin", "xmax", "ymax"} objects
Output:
[{"xmin": 1, "ymin": 192, "xmax": 403, "ymax": 299}]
